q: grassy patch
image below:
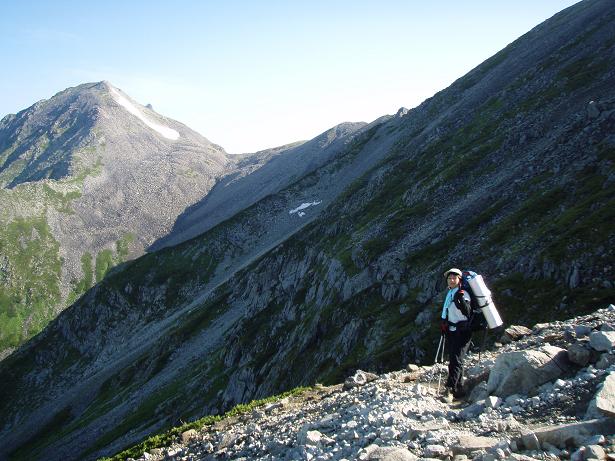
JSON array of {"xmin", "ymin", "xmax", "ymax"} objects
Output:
[
  {"xmin": 491, "ymin": 272, "xmax": 614, "ymax": 326},
  {"xmin": 42, "ymin": 183, "xmax": 82, "ymax": 213},
  {"xmin": 0, "ymin": 217, "xmax": 62, "ymax": 352},
  {"xmin": 115, "ymin": 233, "xmax": 135, "ymax": 261},
  {"xmin": 67, "ymin": 252, "xmax": 94, "ymax": 305},
  {"xmin": 558, "ymin": 56, "xmax": 610, "ymax": 92},
  {"xmin": 486, "ymin": 187, "xmax": 567, "ymax": 247},
  {"xmin": 95, "ymin": 249, "xmax": 115, "ymax": 283},
  {"xmin": 101, "ymin": 386, "xmax": 312, "ymax": 461}
]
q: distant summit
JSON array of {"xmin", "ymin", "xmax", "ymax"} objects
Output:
[{"xmin": 0, "ymin": 81, "xmax": 231, "ymax": 356}]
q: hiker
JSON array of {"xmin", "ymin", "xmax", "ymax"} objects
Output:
[{"xmin": 440, "ymin": 267, "xmax": 473, "ymax": 400}]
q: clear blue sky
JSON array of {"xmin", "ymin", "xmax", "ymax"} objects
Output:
[{"xmin": 1, "ymin": 1, "xmax": 579, "ymax": 154}]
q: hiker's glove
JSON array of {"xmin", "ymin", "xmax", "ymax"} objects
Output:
[{"xmin": 440, "ymin": 320, "xmax": 448, "ymax": 334}]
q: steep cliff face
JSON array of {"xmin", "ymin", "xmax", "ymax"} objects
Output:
[
  {"xmin": 0, "ymin": 81, "xmax": 231, "ymax": 357},
  {"xmin": 1, "ymin": 1, "xmax": 614, "ymax": 460}
]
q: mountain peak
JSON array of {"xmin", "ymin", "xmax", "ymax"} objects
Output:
[{"xmin": 0, "ymin": 81, "xmax": 189, "ymax": 188}]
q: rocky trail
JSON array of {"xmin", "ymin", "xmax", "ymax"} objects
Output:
[{"xmin": 118, "ymin": 305, "xmax": 615, "ymax": 461}]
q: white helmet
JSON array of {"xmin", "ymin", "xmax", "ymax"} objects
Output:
[{"xmin": 443, "ymin": 268, "xmax": 462, "ymax": 279}]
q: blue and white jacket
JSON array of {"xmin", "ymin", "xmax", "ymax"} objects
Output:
[{"xmin": 441, "ymin": 287, "xmax": 471, "ymax": 331}]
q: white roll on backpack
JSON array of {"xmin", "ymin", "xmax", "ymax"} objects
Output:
[{"xmin": 467, "ymin": 274, "xmax": 503, "ymax": 329}]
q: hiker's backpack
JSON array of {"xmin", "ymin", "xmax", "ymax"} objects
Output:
[{"xmin": 459, "ymin": 270, "xmax": 503, "ymax": 331}]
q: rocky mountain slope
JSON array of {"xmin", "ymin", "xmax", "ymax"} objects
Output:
[
  {"xmin": 106, "ymin": 304, "xmax": 615, "ymax": 461},
  {"xmin": 151, "ymin": 121, "xmax": 370, "ymax": 250},
  {"xmin": 0, "ymin": 81, "xmax": 230, "ymax": 357},
  {"xmin": 1, "ymin": 0, "xmax": 614, "ymax": 459},
  {"xmin": 152, "ymin": 123, "xmax": 376, "ymax": 250}
]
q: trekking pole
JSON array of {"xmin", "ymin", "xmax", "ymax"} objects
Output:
[
  {"xmin": 437, "ymin": 334, "xmax": 446, "ymax": 394},
  {"xmin": 434, "ymin": 334, "xmax": 443, "ymax": 364},
  {"xmin": 428, "ymin": 335, "xmax": 444, "ymax": 392}
]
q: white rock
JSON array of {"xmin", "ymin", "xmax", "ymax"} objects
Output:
[
  {"xmin": 424, "ymin": 444, "xmax": 448, "ymax": 458},
  {"xmin": 554, "ymin": 379, "xmax": 566, "ymax": 388},
  {"xmin": 590, "ymin": 331, "xmax": 615, "ymax": 352},
  {"xmin": 380, "ymin": 427, "xmax": 400, "ymax": 441},
  {"xmin": 584, "ymin": 445, "xmax": 606, "ymax": 460},
  {"xmin": 382, "ymin": 411, "xmax": 399, "ymax": 426},
  {"xmin": 344, "ymin": 370, "xmax": 378, "ymax": 389},
  {"xmin": 298, "ymin": 429, "xmax": 323, "ymax": 446},
  {"xmin": 585, "ymin": 371, "xmax": 615, "ymax": 418},
  {"xmin": 587, "ymin": 435, "xmax": 606, "ymax": 445}
]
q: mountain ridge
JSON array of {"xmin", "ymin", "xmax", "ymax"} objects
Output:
[{"xmin": 150, "ymin": 120, "xmax": 371, "ymax": 250}]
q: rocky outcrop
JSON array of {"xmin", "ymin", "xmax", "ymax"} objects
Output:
[{"xmin": 486, "ymin": 346, "xmax": 572, "ymax": 397}]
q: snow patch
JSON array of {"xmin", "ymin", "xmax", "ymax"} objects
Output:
[
  {"xmin": 109, "ymin": 87, "xmax": 180, "ymax": 140},
  {"xmin": 289, "ymin": 201, "xmax": 322, "ymax": 217}
]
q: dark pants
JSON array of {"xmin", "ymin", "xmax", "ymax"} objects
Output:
[{"xmin": 446, "ymin": 329, "xmax": 472, "ymax": 394}]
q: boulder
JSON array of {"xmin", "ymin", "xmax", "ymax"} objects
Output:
[
  {"xmin": 596, "ymin": 353, "xmax": 615, "ymax": 370},
  {"xmin": 460, "ymin": 401, "xmax": 486, "ymax": 420},
  {"xmin": 589, "ymin": 331, "xmax": 615, "ymax": 352},
  {"xmin": 468, "ymin": 381, "xmax": 489, "ymax": 403},
  {"xmin": 424, "ymin": 445, "xmax": 449, "ymax": 458},
  {"xmin": 452, "ymin": 434, "xmax": 500, "ymax": 455},
  {"xmin": 576, "ymin": 325, "xmax": 593, "ymax": 338},
  {"xmin": 217, "ymin": 432, "xmax": 240, "ymax": 449},
  {"xmin": 344, "ymin": 370, "xmax": 378, "ymax": 389},
  {"xmin": 501, "ymin": 325, "xmax": 533, "ymax": 344},
  {"xmin": 585, "ymin": 445, "xmax": 606, "ymax": 460},
  {"xmin": 521, "ymin": 431, "xmax": 541, "ymax": 450},
  {"xmin": 516, "ymin": 419, "xmax": 615, "ymax": 448},
  {"xmin": 585, "ymin": 372, "xmax": 615, "ymax": 419},
  {"xmin": 181, "ymin": 429, "xmax": 198, "ymax": 443},
  {"xmin": 406, "ymin": 420, "xmax": 450, "ymax": 438},
  {"xmin": 367, "ymin": 446, "xmax": 418, "ymax": 461},
  {"xmin": 568, "ymin": 342, "xmax": 591, "ymax": 367},
  {"xmin": 297, "ymin": 429, "xmax": 322, "ymax": 446},
  {"xmin": 487, "ymin": 345, "xmax": 571, "ymax": 397}
]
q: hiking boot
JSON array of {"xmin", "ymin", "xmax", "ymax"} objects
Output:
[
  {"xmin": 440, "ymin": 389, "xmax": 454, "ymax": 404},
  {"xmin": 453, "ymin": 389, "xmax": 466, "ymax": 400}
]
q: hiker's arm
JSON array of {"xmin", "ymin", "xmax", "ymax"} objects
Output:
[{"xmin": 453, "ymin": 291, "xmax": 471, "ymax": 317}]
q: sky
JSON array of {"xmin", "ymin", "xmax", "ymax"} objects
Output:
[{"xmin": 1, "ymin": 1, "xmax": 580, "ymax": 155}]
